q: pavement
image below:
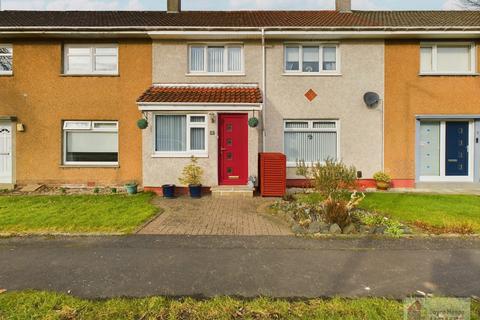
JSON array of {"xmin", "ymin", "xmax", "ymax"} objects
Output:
[{"xmin": 0, "ymin": 235, "xmax": 479, "ymax": 299}]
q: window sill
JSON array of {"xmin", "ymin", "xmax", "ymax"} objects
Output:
[
  {"xmin": 152, "ymin": 153, "xmax": 208, "ymax": 158},
  {"xmin": 186, "ymin": 73, "xmax": 245, "ymax": 77},
  {"xmin": 60, "ymin": 74, "xmax": 120, "ymax": 77},
  {"xmin": 419, "ymin": 72, "xmax": 479, "ymax": 77},
  {"xmin": 60, "ymin": 164, "xmax": 120, "ymax": 168},
  {"xmin": 0, "ymin": 72, "xmax": 13, "ymax": 77},
  {"xmin": 282, "ymin": 72, "xmax": 342, "ymax": 77}
]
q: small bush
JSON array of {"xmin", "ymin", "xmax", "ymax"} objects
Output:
[
  {"xmin": 311, "ymin": 159, "xmax": 357, "ymax": 200},
  {"xmin": 179, "ymin": 156, "xmax": 204, "ymax": 186},
  {"xmin": 60, "ymin": 187, "xmax": 67, "ymax": 195},
  {"xmin": 373, "ymin": 171, "xmax": 392, "ymax": 184},
  {"xmin": 93, "ymin": 187, "xmax": 100, "ymax": 194},
  {"xmin": 322, "ymin": 192, "xmax": 365, "ymax": 228}
]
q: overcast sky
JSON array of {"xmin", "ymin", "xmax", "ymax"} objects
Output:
[{"xmin": 0, "ymin": 0, "xmax": 469, "ymax": 11}]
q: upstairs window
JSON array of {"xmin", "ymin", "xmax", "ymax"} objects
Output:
[
  {"xmin": 64, "ymin": 44, "xmax": 118, "ymax": 75},
  {"xmin": 285, "ymin": 44, "xmax": 339, "ymax": 74},
  {"xmin": 63, "ymin": 121, "xmax": 118, "ymax": 165},
  {"xmin": 189, "ymin": 44, "xmax": 243, "ymax": 74},
  {"xmin": 0, "ymin": 44, "xmax": 13, "ymax": 75},
  {"xmin": 420, "ymin": 43, "xmax": 476, "ymax": 75}
]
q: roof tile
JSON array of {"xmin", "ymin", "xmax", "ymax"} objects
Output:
[
  {"xmin": 137, "ymin": 85, "xmax": 263, "ymax": 104},
  {"xmin": 1, "ymin": 10, "xmax": 480, "ymax": 29}
]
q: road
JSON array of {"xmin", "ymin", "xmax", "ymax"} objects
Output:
[{"xmin": 0, "ymin": 235, "xmax": 479, "ymax": 299}]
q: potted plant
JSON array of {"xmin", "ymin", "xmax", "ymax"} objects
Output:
[
  {"xmin": 162, "ymin": 184, "xmax": 176, "ymax": 198},
  {"xmin": 179, "ymin": 157, "xmax": 204, "ymax": 198},
  {"xmin": 373, "ymin": 172, "xmax": 391, "ymax": 191},
  {"xmin": 125, "ymin": 181, "xmax": 138, "ymax": 195}
]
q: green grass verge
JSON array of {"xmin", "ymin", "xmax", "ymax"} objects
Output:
[
  {"xmin": 0, "ymin": 291, "xmax": 409, "ymax": 320},
  {"xmin": 0, "ymin": 193, "xmax": 158, "ymax": 234},
  {"xmin": 361, "ymin": 193, "xmax": 480, "ymax": 233}
]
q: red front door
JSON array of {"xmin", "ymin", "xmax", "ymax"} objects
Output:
[{"xmin": 218, "ymin": 114, "xmax": 248, "ymax": 185}]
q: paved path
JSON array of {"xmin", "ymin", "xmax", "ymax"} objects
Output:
[
  {"xmin": 139, "ymin": 197, "xmax": 292, "ymax": 236},
  {"xmin": 0, "ymin": 236, "xmax": 479, "ymax": 299}
]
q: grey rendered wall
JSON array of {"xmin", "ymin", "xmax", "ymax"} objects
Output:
[{"xmin": 264, "ymin": 40, "xmax": 385, "ymax": 179}]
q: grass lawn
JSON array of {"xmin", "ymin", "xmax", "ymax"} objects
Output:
[
  {"xmin": 0, "ymin": 193, "xmax": 158, "ymax": 235},
  {"xmin": 361, "ymin": 193, "xmax": 480, "ymax": 233},
  {"xmin": 0, "ymin": 291, "xmax": 411, "ymax": 320}
]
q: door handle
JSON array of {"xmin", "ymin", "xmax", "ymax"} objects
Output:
[
  {"xmin": 0, "ymin": 153, "xmax": 9, "ymax": 156},
  {"xmin": 220, "ymin": 148, "xmax": 227, "ymax": 151},
  {"xmin": 447, "ymin": 159, "xmax": 458, "ymax": 163}
]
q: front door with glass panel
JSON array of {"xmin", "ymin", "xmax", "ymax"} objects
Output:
[
  {"xmin": 218, "ymin": 114, "xmax": 248, "ymax": 185},
  {"xmin": 419, "ymin": 120, "xmax": 472, "ymax": 181},
  {"xmin": 0, "ymin": 122, "xmax": 13, "ymax": 184}
]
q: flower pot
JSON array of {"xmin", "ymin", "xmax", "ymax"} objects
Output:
[
  {"xmin": 125, "ymin": 184, "xmax": 138, "ymax": 195},
  {"xmin": 162, "ymin": 184, "xmax": 176, "ymax": 198},
  {"xmin": 376, "ymin": 181, "xmax": 390, "ymax": 191},
  {"xmin": 188, "ymin": 184, "xmax": 202, "ymax": 198}
]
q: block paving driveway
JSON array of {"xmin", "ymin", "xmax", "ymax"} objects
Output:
[{"xmin": 138, "ymin": 196, "xmax": 292, "ymax": 236}]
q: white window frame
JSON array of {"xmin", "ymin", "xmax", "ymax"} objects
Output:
[
  {"xmin": 0, "ymin": 44, "xmax": 13, "ymax": 75},
  {"xmin": 187, "ymin": 43, "xmax": 245, "ymax": 76},
  {"xmin": 64, "ymin": 44, "xmax": 119, "ymax": 76},
  {"xmin": 283, "ymin": 43, "xmax": 341, "ymax": 76},
  {"xmin": 63, "ymin": 120, "xmax": 119, "ymax": 166},
  {"xmin": 283, "ymin": 120, "xmax": 340, "ymax": 167},
  {"xmin": 153, "ymin": 113, "xmax": 208, "ymax": 158},
  {"xmin": 420, "ymin": 42, "xmax": 477, "ymax": 76}
]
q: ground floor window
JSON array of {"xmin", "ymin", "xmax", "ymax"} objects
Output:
[
  {"xmin": 283, "ymin": 120, "xmax": 338, "ymax": 166},
  {"xmin": 154, "ymin": 114, "xmax": 208, "ymax": 157},
  {"xmin": 418, "ymin": 120, "xmax": 474, "ymax": 181},
  {"xmin": 63, "ymin": 121, "xmax": 118, "ymax": 165}
]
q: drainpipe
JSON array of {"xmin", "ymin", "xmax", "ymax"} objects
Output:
[{"xmin": 261, "ymin": 27, "xmax": 266, "ymax": 152}]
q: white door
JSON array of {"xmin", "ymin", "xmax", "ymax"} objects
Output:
[{"xmin": 0, "ymin": 122, "xmax": 12, "ymax": 184}]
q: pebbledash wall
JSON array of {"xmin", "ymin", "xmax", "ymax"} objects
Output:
[
  {"xmin": 143, "ymin": 39, "xmax": 384, "ymax": 188},
  {"xmin": 384, "ymin": 40, "xmax": 480, "ymax": 187},
  {"xmin": 264, "ymin": 39, "xmax": 385, "ymax": 186},
  {"xmin": 142, "ymin": 40, "xmax": 263, "ymax": 188},
  {"xmin": 0, "ymin": 39, "xmax": 151, "ymax": 186}
]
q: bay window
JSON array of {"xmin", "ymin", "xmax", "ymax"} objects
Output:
[
  {"xmin": 189, "ymin": 44, "xmax": 243, "ymax": 74},
  {"xmin": 64, "ymin": 44, "xmax": 118, "ymax": 75},
  {"xmin": 284, "ymin": 44, "xmax": 339, "ymax": 74},
  {"xmin": 284, "ymin": 120, "xmax": 339, "ymax": 166},
  {"xmin": 63, "ymin": 121, "xmax": 118, "ymax": 165},
  {"xmin": 420, "ymin": 43, "xmax": 476, "ymax": 75},
  {"xmin": 155, "ymin": 114, "xmax": 208, "ymax": 156},
  {"xmin": 0, "ymin": 44, "xmax": 13, "ymax": 75}
]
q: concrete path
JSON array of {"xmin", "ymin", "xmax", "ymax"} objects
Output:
[
  {"xmin": 0, "ymin": 236, "xmax": 479, "ymax": 299},
  {"xmin": 138, "ymin": 196, "xmax": 292, "ymax": 236}
]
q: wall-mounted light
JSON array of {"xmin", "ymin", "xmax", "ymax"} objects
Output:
[
  {"xmin": 209, "ymin": 113, "xmax": 216, "ymax": 124},
  {"xmin": 16, "ymin": 123, "xmax": 25, "ymax": 132}
]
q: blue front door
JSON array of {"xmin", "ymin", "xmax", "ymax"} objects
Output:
[{"xmin": 446, "ymin": 122, "xmax": 469, "ymax": 176}]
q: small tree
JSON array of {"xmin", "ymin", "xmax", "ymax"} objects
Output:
[{"xmin": 179, "ymin": 156, "xmax": 203, "ymax": 186}]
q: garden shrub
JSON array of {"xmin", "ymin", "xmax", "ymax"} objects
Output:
[{"xmin": 311, "ymin": 159, "xmax": 357, "ymax": 200}]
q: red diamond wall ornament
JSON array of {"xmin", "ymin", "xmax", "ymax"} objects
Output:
[{"xmin": 305, "ymin": 89, "xmax": 318, "ymax": 102}]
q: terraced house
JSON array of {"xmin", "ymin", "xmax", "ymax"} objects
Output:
[{"xmin": 1, "ymin": 0, "xmax": 480, "ymax": 192}]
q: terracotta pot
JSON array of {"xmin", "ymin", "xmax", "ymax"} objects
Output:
[{"xmin": 376, "ymin": 181, "xmax": 390, "ymax": 190}]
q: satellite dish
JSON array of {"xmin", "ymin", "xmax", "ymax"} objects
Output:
[{"xmin": 363, "ymin": 92, "xmax": 380, "ymax": 108}]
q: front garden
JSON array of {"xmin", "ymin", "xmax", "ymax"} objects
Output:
[
  {"xmin": 271, "ymin": 160, "xmax": 480, "ymax": 236},
  {"xmin": 0, "ymin": 193, "xmax": 158, "ymax": 235}
]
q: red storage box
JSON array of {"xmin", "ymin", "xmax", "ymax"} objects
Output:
[{"xmin": 259, "ymin": 153, "xmax": 287, "ymax": 197}]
